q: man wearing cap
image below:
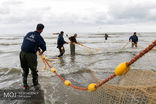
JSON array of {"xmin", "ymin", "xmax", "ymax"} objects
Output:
[{"xmin": 20, "ymin": 24, "xmax": 46, "ymax": 90}]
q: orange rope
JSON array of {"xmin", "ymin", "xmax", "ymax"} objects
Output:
[
  {"xmin": 96, "ymin": 74, "xmax": 116, "ymax": 88},
  {"xmin": 70, "ymin": 85, "xmax": 88, "ymax": 90},
  {"xmin": 41, "ymin": 56, "xmax": 88, "ymax": 90},
  {"xmin": 44, "ymin": 59, "xmax": 52, "ymax": 68},
  {"xmin": 44, "ymin": 58, "xmax": 65, "ymax": 81},
  {"xmin": 54, "ymin": 72, "xmax": 65, "ymax": 82}
]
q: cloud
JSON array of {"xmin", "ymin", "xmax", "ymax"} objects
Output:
[
  {"xmin": 0, "ymin": 0, "xmax": 156, "ymax": 34},
  {"xmin": 2, "ymin": 0, "xmax": 23, "ymax": 5},
  {"xmin": 0, "ymin": 0, "xmax": 23, "ymax": 14},
  {"xmin": 107, "ymin": 1, "xmax": 156, "ymax": 24}
]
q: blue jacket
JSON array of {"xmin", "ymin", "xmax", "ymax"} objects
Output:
[
  {"xmin": 21, "ymin": 31, "xmax": 46, "ymax": 53},
  {"xmin": 57, "ymin": 34, "xmax": 66, "ymax": 48},
  {"xmin": 129, "ymin": 35, "xmax": 138, "ymax": 43}
]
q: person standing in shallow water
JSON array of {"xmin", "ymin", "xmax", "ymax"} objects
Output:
[
  {"xmin": 20, "ymin": 24, "xmax": 46, "ymax": 90},
  {"xmin": 104, "ymin": 33, "xmax": 108, "ymax": 40},
  {"xmin": 129, "ymin": 32, "xmax": 138, "ymax": 48},
  {"xmin": 69, "ymin": 33, "xmax": 79, "ymax": 56},
  {"xmin": 57, "ymin": 31, "xmax": 68, "ymax": 57}
]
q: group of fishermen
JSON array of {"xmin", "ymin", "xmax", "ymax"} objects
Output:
[
  {"xmin": 57, "ymin": 31, "xmax": 79, "ymax": 57},
  {"xmin": 19, "ymin": 24, "xmax": 138, "ymax": 90}
]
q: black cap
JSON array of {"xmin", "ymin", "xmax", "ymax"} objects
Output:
[{"xmin": 36, "ymin": 24, "xmax": 44, "ymax": 30}]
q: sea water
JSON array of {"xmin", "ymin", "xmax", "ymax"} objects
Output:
[{"xmin": 0, "ymin": 32, "xmax": 156, "ymax": 104}]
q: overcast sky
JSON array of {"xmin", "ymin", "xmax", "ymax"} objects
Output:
[{"xmin": 0, "ymin": 0, "xmax": 156, "ymax": 34}]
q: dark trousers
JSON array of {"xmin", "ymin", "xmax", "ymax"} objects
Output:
[
  {"xmin": 70, "ymin": 43, "xmax": 75, "ymax": 55},
  {"xmin": 20, "ymin": 51, "xmax": 39, "ymax": 86},
  {"xmin": 58, "ymin": 46, "xmax": 65, "ymax": 57}
]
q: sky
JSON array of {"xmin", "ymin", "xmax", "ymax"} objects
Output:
[{"xmin": 0, "ymin": 0, "xmax": 156, "ymax": 34}]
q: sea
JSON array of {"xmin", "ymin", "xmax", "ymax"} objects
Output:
[{"xmin": 0, "ymin": 32, "xmax": 156, "ymax": 104}]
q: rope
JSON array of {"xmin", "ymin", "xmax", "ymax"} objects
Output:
[
  {"xmin": 96, "ymin": 74, "xmax": 116, "ymax": 88},
  {"xmin": 70, "ymin": 85, "xmax": 88, "ymax": 90},
  {"xmin": 40, "ymin": 40, "xmax": 156, "ymax": 91},
  {"xmin": 42, "ymin": 56, "xmax": 88, "ymax": 90},
  {"xmin": 120, "ymin": 41, "xmax": 130, "ymax": 50},
  {"xmin": 76, "ymin": 43, "xmax": 100, "ymax": 51}
]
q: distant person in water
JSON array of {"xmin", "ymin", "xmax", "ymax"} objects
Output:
[
  {"xmin": 129, "ymin": 32, "xmax": 138, "ymax": 48},
  {"xmin": 69, "ymin": 33, "xmax": 79, "ymax": 56},
  {"xmin": 104, "ymin": 33, "xmax": 108, "ymax": 40},
  {"xmin": 20, "ymin": 24, "xmax": 46, "ymax": 90},
  {"xmin": 57, "ymin": 31, "xmax": 68, "ymax": 57}
]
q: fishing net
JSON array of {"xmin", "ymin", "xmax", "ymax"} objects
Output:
[
  {"xmin": 40, "ymin": 41, "xmax": 156, "ymax": 104},
  {"xmin": 49, "ymin": 69, "xmax": 156, "ymax": 104}
]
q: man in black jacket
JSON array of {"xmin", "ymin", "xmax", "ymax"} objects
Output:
[
  {"xmin": 69, "ymin": 33, "xmax": 79, "ymax": 55},
  {"xmin": 57, "ymin": 31, "xmax": 68, "ymax": 57},
  {"xmin": 20, "ymin": 24, "xmax": 46, "ymax": 90},
  {"xmin": 129, "ymin": 32, "xmax": 138, "ymax": 48}
]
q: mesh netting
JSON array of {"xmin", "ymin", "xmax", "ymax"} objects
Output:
[
  {"xmin": 93, "ymin": 69, "xmax": 156, "ymax": 104},
  {"xmin": 50, "ymin": 69, "xmax": 156, "ymax": 104},
  {"xmin": 40, "ymin": 40, "xmax": 156, "ymax": 104}
]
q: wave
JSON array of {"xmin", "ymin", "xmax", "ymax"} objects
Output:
[
  {"xmin": 0, "ymin": 37, "xmax": 22, "ymax": 40},
  {"xmin": 0, "ymin": 43, "xmax": 21, "ymax": 46},
  {"xmin": 44, "ymin": 49, "xmax": 138, "ymax": 58},
  {"xmin": 44, "ymin": 37, "xmax": 57, "ymax": 39},
  {"xmin": 76, "ymin": 50, "xmax": 137, "ymax": 56},
  {"xmin": 0, "ymin": 50, "xmax": 19, "ymax": 54},
  {"xmin": 0, "ymin": 68, "xmax": 21, "ymax": 76}
]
